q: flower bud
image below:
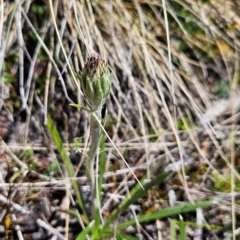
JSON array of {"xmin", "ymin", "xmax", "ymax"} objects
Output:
[{"xmin": 79, "ymin": 53, "xmax": 112, "ymax": 111}]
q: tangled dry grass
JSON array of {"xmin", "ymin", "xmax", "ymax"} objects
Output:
[{"xmin": 1, "ymin": 0, "xmax": 240, "ymax": 239}]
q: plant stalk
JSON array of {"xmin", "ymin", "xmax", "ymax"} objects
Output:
[{"xmin": 87, "ymin": 109, "xmax": 102, "ymax": 219}]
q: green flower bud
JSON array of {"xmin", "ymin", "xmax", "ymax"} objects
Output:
[{"xmin": 79, "ymin": 53, "xmax": 112, "ymax": 111}]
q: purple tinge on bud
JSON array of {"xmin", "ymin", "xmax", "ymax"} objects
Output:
[{"xmin": 79, "ymin": 53, "xmax": 112, "ymax": 111}]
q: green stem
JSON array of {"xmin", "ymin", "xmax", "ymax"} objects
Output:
[{"xmin": 87, "ymin": 110, "xmax": 102, "ymax": 219}]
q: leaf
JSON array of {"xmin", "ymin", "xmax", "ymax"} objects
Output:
[
  {"xmin": 179, "ymin": 215, "xmax": 186, "ymax": 240},
  {"xmin": 47, "ymin": 117, "xmax": 89, "ymax": 223},
  {"xmin": 103, "ymin": 171, "xmax": 172, "ymax": 230},
  {"xmin": 70, "ymin": 103, "xmax": 90, "ymax": 112},
  {"xmin": 170, "ymin": 219, "xmax": 177, "ymax": 240},
  {"xmin": 116, "ymin": 234, "xmax": 139, "ymax": 240},
  {"xmin": 98, "ymin": 230, "xmax": 139, "ymax": 240},
  {"xmin": 117, "ymin": 201, "xmax": 214, "ymax": 230},
  {"xmin": 75, "ymin": 224, "xmax": 92, "ymax": 240}
]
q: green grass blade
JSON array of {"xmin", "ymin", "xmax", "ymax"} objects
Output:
[
  {"xmin": 70, "ymin": 103, "xmax": 90, "ymax": 112},
  {"xmin": 170, "ymin": 219, "xmax": 177, "ymax": 240},
  {"xmin": 47, "ymin": 117, "xmax": 89, "ymax": 223},
  {"xmin": 179, "ymin": 215, "xmax": 186, "ymax": 240},
  {"xmin": 103, "ymin": 171, "xmax": 172, "ymax": 230},
  {"xmin": 75, "ymin": 224, "xmax": 92, "ymax": 240},
  {"xmin": 116, "ymin": 234, "xmax": 139, "ymax": 240},
  {"xmin": 117, "ymin": 201, "xmax": 214, "ymax": 230},
  {"xmin": 98, "ymin": 230, "xmax": 138, "ymax": 240}
]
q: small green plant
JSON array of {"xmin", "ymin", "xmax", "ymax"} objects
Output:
[
  {"xmin": 148, "ymin": 127, "xmax": 158, "ymax": 142},
  {"xmin": 72, "ymin": 137, "xmax": 83, "ymax": 151},
  {"xmin": 3, "ymin": 71, "xmax": 15, "ymax": 83},
  {"xmin": 22, "ymin": 149, "xmax": 34, "ymax": 159},
  {"xmin": 30, "ymin": 3, "xmax": 46, "ymax": 15},
  {"xmin": 177, "ymin": 116, "xmax": 196, "ymax": 130},
  {"xmin": 69, "ymin": 54, "xmax": 215, "ymax": 239},
  {"xmin": 76, "ymin": 53, "xmax": 112, "ymax": 220},
  {"xmin": 43, "ymin": 160, "xmax": 60, "ymax": 177},
  {"xmin": 211, "ymin": 171, "xmax": 232, "ymax": 192},
  {"xmin": 76, "ymin": 170, "xmax": 213, "ymax": 239},
  {"xmin": 215, "ymin": 80, "xmax": 231, "ymax": 98},
  {"xmin": 27, "ymin": 161, "xmax": 37, "ymax": 171}
]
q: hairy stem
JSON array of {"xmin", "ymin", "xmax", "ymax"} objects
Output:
[{"xmin": 87, "ymin": 109, "xmax": 102, "ymax": 218}]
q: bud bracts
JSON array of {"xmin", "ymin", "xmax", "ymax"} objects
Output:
[{"xmin": 79, "ymin": 53, "xmax": 112, "ymax": 111}]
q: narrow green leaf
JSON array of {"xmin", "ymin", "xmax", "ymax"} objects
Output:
[
  {"xmin": 47, "ymin": 117, "xmax": 89, "ymax": 223},
  {"xmin": 97, "ymin": 229, "xmax": 114, "ymax": 238},
  {"xmin": 70, "ymin": 103, "xmax": 90, "ymax": 111},
  {"xmin": 179, "ymin": 215, "xmax": 186, "ymax": 240},
  {"xmin": 170, "ymin": 219, "xmax": 177, "ymax": 240},
  {"xmin": 75, "ymin": 224, "xmax": 92, "ymax": 240},
  {"xmin": 98, "ymin": 230, "xmax": 138, "ymax": 240},
  {"xmin": 117, "ymin": 201, "xmax": 214, "ymax": 230},
  {"xmin": 103, "ymin": 171, "xmax": 172, "ymax": 230},
  {"xmin": 116, "ymin": 233, "xmax": 139, "ymax": 240}
]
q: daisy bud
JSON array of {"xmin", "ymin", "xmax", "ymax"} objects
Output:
[{"xmin": 79, "ymin": 53, "xmax": 112, "ymax": 111}]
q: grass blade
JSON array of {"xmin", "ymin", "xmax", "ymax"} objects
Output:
[
  {"xmin": 75, "ymin": 224, "xmax": 92, "ymax": 240},
  {"xmin": 170, "ymin": 219, "xmax": 177, "ymax": 240},
  {"xmin": 179, "ymin": 215, "xmax": 186, "ymax": 240},
  {"xmin": 103, "ymin": 171, "xmax": 172, "ymax": 230},
  {"xmin": 99, "ymin": 230, "xmax": 139, "ymax": 240},
  {"xmin": 117, "ymin": 201, "xmax": 214, "ymax": 230},
  {"xmin": 47, "ymin": 117, "xmax": 89, "ymax": 223}
]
